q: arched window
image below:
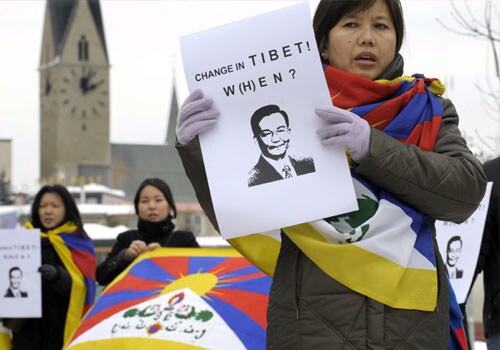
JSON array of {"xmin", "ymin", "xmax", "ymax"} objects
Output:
[{"xmin": 78, "ymin": 35, "xmax": 89, "ymax": 61}]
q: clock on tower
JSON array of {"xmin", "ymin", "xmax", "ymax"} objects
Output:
[
  {"xmin": 39, "ymin": 0, "xmax": 111, "ymax": 183},
  {"xmin": 60, "ymin": 66, "xmax": 107, "ymax": 119}
]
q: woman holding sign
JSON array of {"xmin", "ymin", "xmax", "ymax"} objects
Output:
[
  {"xmin": 5, "ymin": 185, "xmax": 96, "ymax": 350},
  {"xmin": 176, "ymin": 0, "xmax": 486, "ymax": 348}
]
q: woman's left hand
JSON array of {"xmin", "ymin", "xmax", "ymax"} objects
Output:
[{"xmin": 315, "ymin": 106, "xmax": 371, "ymax": 163}]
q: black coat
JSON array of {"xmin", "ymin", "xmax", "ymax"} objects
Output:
[
  {"xmin": 96, "ymin": 219, "xmax": 199, "ymax": 286},
  {"xmin": 476, "ymin": 157, "xmax": 500, "ymax": 338}
]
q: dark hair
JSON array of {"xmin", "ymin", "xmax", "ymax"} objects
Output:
[
  {"xmin": 9, "ymin": 266, "xmax": 22, "ymax": 277},
  {"xmin": 250, "ymin": 104, "xmax": 290, "ymax": 138},
  {"xmin": 134, "ymin": 178, "xmax": 177, "ymax": 218},
  {"xmin": 31, "ymin": 184, "xmax": 84, "ymax": 233},
  {"xmin": 313, "ymin": 0, "xmax": 405, "ymax": 64},
  {"xmin": 447, "ymin": 235, "xmax": 463, "ymax": 251}
]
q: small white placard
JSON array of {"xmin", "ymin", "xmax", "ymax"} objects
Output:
[
  {"xmin": 436, "ymin": 182, "xmax": 493, "ymax": 303},
  {"xmin": 0, "ymin": 229, "xmax": 42, "ymax": 317}
]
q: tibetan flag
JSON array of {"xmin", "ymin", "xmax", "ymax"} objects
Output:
[
  {"xmin": 27, "ymin": 221, "xmax": 97, "ymax": 345},
  {"xmin": 65, "ymin": 248, "xmax": 272, "ymax": 350}
]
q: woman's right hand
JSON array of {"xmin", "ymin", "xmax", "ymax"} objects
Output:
[
  {"xmin": 124, "ymin": 240, "xmax": 160, "ymax": 261},
  {"xmin": 176, "ymin": 89, "xmax": 220, "ymax": 145},
  {"xmin": 124, "ymin": 240, "xmax": 147, "ymax": 261}
]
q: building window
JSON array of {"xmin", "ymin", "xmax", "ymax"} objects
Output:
[{"xmin": 78, "ymin": 35, "xmax": 89, "ymax": 61}]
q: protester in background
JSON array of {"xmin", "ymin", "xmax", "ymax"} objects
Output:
[
  {"xmin": 4, "ymin": 184, "xmax": 96, "ymax": 350},
  {"xmin": 175, "ymin": 0, "xmax": 486, "ymax": 348},
  {"xmin": 477, "ymin": 156, "xmax": 500, "ymax": 349},
  {"xmin": 96, "ymin": 178, "xmax": 199, "ymax": 286}
]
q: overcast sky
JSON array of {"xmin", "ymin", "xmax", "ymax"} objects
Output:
[{"xmin": 0, "ymin": 0, "xmax": 498, "ymax": 192}]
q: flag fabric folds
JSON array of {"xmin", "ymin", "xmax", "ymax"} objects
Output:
[
  {"xmin": 228, "ymin": 68, "xmax": 466, "ymax": 348},
  {"xmin": 65, "ymin": 248, "xmax": 272, "ymax": 350},
  {"xmin": 27, "ymin": 221, "xmax": 97, "ymax": 345}
]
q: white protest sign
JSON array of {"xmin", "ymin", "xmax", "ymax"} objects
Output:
[
  {"xmin": 0, "ymin": 229, "xmax": 42, "ymax": 317},
  {"xmin": 436, "ymin": 182, "xmax": 493, "ymax": 304},
  {"xmin": 180, "ymin": 2, "xmax": 357, "ymax": 238}
]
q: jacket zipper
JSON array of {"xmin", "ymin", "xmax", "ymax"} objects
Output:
[{"xmin": 295, "ymin": 245, "xmax": 302, "ymax": 320}]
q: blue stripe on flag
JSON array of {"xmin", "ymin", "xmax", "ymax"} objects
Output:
[
  {"xmin": 188, "ymin": 257, "xmax": 229, "ymax": 274},
  {"xmin": 209, "ymin": 296, "xmax": 266, "ymax": 350},
  {"xmin": 381, "ymin": 191, "xmax": 436, "ymax": 266},
  {"xmin": 129, "ymin": 259, "xmax": 176, "ymax": 282},
  {"xmin": 216, "ymin": 275, "xmax": 272, "ymax": 295}
]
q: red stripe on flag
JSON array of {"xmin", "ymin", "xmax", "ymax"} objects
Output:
[
  {"xmin": 106, "ymin": 274, "xmax": 166, "ymax": 294},
  {"xmin": 209, "ymin": 288, "xmax": 268, "ymax": 328},
  {"xmin": 150, "ymin": 256, "xmax": 190, "ymax": 279},
  {"xmin": 208, "ymin": 257, "xmax": 252, "ymax": 275},
  {"xmin": 71, "ymin": 249, "xmax": 97, "ymax": 279},
  {"xmin": 419, "ymin": 116, "xmax": 442, "ymax": 151},
  {"xmin": 454, "ymin": 328, "xmax": 469, "ymax": 350}
]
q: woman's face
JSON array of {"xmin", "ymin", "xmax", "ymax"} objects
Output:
[
  {"xmin": 38, "ymin": 192, "xmax": 66, "ymax": 230},
  {"xmin": 324, "ymin": 0, "xmax": 397, "ymax": 80},
  {"xmin": 137, "ymin": 185, "xmax": 170, "ymax": 222}
]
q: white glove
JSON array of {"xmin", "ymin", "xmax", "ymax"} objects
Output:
[
  {"xmin": 176, "ymin": 89, "xmax": 220, "ymax": 145},
  {"xmin": 315, "ymin": 106, "xmax": 371, "ymax": 163}
]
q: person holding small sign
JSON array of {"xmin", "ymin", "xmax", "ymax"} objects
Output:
[
  {"xmin": 477, "ymin": 156, "xmax": 500, "ymax": 349},
  {"xmin": 4, "ymin": 185, "xmax": 96, "ymax": 350},
  {"xmin": 176, "ymin": 0, "xmax": 486, "ymax": 348}
]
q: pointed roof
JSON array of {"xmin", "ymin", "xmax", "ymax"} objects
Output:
[
  {"xmin": 48, "ymin": 0, "xmax": 108, "ymax": 61},
  {"xmin": 165, "ymin": 81, "xmax": 179, "ymax": 145}
]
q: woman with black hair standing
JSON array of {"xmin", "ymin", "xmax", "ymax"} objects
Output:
[
  {"xmin": 96, "ymin": 178, "xmax": 199, "ymax": 286},
  {"xmin": 5, "ymin": 184, "xmax": 96, "ymax": 350},
  {"xmin": 175, "ymin": 0, "xmax": 487, "ymax": 348}
]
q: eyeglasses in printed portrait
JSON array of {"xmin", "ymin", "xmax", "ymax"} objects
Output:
[{"xmin": 248, "ymin": 104, "xmax": 316, "ymax": 187}]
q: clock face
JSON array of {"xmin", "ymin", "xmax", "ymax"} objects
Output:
[{"xmin": 59, "ymin": 66, "xmax": 107, "ymax": 118}]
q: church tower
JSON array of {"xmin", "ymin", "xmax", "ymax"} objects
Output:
[{"xmin": 39, "ymin": 0, "xmax": 110, "ymax": 184}]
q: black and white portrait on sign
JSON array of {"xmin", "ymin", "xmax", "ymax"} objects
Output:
[
  {"xmin": 435, "ymin": 182, "xmax": 493, "ymax": 303},
  {"xmin": 445, "ymin": 236, "xmax": 464, "ymax": 279},
  {"xmin": 248, "ymin": 104, "xmax": 315, "ymax": 187},
  {"xmin": 4, "ymin": 266, "xmax": 28, "ymax": 298}
]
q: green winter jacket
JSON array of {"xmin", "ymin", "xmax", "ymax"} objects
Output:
[{"xmin": 176, "ymin": 61, "xmax": 486, "ymax": 349}]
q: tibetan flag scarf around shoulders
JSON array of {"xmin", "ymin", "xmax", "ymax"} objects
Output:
[
  {"xmin": 26, "ymin": 221, "xmax": 97, "ymax": 345},
  {"xmin": 229, "ymin": 66, "xmax": 467, "ymax": 349},
  {"xmin": 323, "ymin": 65, "xmax": 445, "ymax": 151},
  {"xmin": 231, "ymin": 66, "xmax": 446, "ymax": 309}
]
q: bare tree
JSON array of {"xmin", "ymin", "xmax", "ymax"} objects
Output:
[{"xmin": 437, "ymin": 0, "xmax": 500, "ymax": 158}]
